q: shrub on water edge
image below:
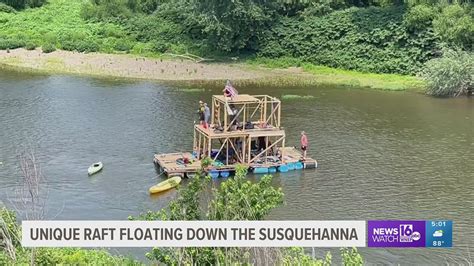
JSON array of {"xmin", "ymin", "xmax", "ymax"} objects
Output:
[
  {"xmin": 0, "ymin": 37, "xmax": 25, "ymax": 49},
  {"xmin": 421, "ymin": 49, "xmax": 473, "ymax": 97},
  {"xmin": 25, "ymin": 41, "xmax": 36, "ymax": 50},
  {"xmin": 42, "ymin": 42, "xmax": 56, "ymax": 53}
]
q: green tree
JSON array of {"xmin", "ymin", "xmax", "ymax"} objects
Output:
[
  {"xmin": 433, "ymin": 4, "xmax": 474, "ymax": 49},
  {"xmin": 192, "ymin": 0, "xmax": 278, "ymax": 52}
]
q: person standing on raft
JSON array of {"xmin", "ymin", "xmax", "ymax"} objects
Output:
[
  {"xmin": 198, "ymin": 100, "xmax": 205, "ymax": 128},
  {"xmin": 300, "ymin": 131, "xmax": 308, "ymax": 160},
  {"xmin": 204, "ymin": 102, "xmax": 210, "ymax": 129}
]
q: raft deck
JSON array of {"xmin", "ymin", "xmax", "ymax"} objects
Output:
[
  {"xmin": 154, "ymin": 147, "xmax": 317, "ymax": 177},
  {"xmin": 153, "ymin": 152, "xmax": 201, "ymax": 176}
]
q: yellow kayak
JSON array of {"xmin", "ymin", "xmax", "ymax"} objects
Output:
[{"xmin": 149, "ymin": 176, "xmax": 182, "ymax": 194}]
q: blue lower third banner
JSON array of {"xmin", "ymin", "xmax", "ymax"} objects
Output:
[{"xmin": 425, "ymin": 220, "xmax": 453, "ymax": 248}]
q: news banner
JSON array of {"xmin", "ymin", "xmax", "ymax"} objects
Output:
[{"xmin": 22, "ymin": 220, "xmax": 452, "ymax": 248}]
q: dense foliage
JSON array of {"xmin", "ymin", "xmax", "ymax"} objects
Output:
[
  {"xmin": 0, "ymin": 0, "xmax": 472, "ymax": 95},
  {"xmin": 0, "ymin": 207, "xmax": 141, "ymax": 265},
  {"xmin": 421, "ymin": 49, "xmax": 473, "ymax": 96},
  {"xmin": 0, "ymin": 0, "xmax": 46, "ymax": 9},
  {"xmin": 131, "ymin": 165, "xmax": 363, "ymax": 265},
  {"xmin": 78, "ymin": 0, "xmax": 473, "ymax": 76},
  {"xmin": 259, "ymin": 6, "xmax": 440, "ymax": 75}
]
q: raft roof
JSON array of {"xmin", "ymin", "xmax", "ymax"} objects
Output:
[{"xmin": 213, "ymin": 94, "xmax": 260, "ymax": 104}]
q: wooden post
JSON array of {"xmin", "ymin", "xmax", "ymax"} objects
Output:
[
  {"xmin": 208, "ymin": 137, "xmax": 212, "ymax": 158},
  {"xmin": 193, "ymin": 127, "xmax": 196, "ymax": 153},
  {"xmin": 226, "ymin": 138, "xmax": 229, "ymax": 165},
  {"xmin": 242, "ymin": 103, "xmax": 246, "ymax": 131},
  {"xmin": 248, "ymin": 136, "xmax": 252, "ymax": 163},
  {"xmin": 211, "ymin": 97, "xmax": 215, "ymax": 125},
  {"xmin": 265, "ymin": 136, "xmax": 269, "ymax": 158},
  {"xmin": 224, "ymin": 101, "xmax": 227, "ymax": 133},
  {"xmin": 277, "ymin": 101, "xmax": 281, "ymax": 128},
  {"xmin": 263, "ymin": 97, "xmax": 267, "ymax": 126},
  {"xmin": 281, "ymin": 135, "xmax": 286, "ymax": 161},
  {"xmin": 198, "ymin": 130, "xmax": 202, "ymax": 159},
  {"xmin": 241, "ymin": 136, "xmax": 246, "ymax": 164}
]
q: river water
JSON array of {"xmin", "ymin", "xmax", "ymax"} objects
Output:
[{"xmin": 0, "ymin": 69, "xmax": 473, "ymax": 264}]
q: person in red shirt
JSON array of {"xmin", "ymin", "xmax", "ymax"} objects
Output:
[{"xmin": 300, "ymin": 131, "xmax": 308, "ymax": 160}]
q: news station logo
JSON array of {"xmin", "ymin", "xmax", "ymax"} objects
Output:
[{"xmin": 368, "ymin": 221, "xmax": 425, "ymax": 247}]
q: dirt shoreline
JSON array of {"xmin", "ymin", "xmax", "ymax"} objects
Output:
[{"xmin": 0, "ymin": 48, "xmax": 307, "ymax": 82}]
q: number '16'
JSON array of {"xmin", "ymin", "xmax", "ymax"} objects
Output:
[{"xmin": 401, "ymin": 225, "xmax": 413, "ymax": 236}]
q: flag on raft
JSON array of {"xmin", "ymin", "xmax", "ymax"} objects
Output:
[{"xmin": 224, "ymin": 80, "xmax": 238, "ymax": 99}]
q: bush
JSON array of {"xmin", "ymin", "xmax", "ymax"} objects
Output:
[
  {"xmin": 404, "ymin": 4, "xmax": 436, "ymax": 31},
  {"xmin": 81, "ymin": 0, "xmax": 132, "ymax": 23},
  {"xmin": 0, "ymin": 37, "xmax": 25, "ymax": 49},
  {"xmin": 421, "ymin": 49, "xmax": 473, "ymax": 96},
  {"xmin": 42, "ymin": 42, "xmax": 56, "ymax": 53},
  {"xmin": 25, "ymin": 42, "xmax": 37, "ymax": 50},
  {"xmin": 130, "ymin": 42, "xmax": 153, "ymax": 54},
  {"xmin": 259, "ymin": 6, "xmax": 440, "ymax": 75},
  {"xmin": 113, "ymin": 39, "xmax": 134, "ymax": 52},
  {"xmin": 433, "ymin": 4, "xmax": 474, "ymax": 50},
  {"xmin": 0, "ymin": 2, "xmax": 15, "ymax": 12}
]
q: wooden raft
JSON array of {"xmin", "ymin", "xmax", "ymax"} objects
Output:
[
  {"xmin": 153, "ymin": 152, "xmax": 201, "ymax": 176},
  {"xmin": 280, "ymin": 147, "xmax": 318, "ymax": 169}
]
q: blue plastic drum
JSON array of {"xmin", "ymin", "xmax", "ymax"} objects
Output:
[
  {"xmin": 268, "ymin": 167, "xmax": 277, "ymax": 173},
  {"xmin": 253, "ymin": 167, "xmax": 268, "ymax": 174},
  {"xmin": 209, "ymin": 170, "xmax": 219, "ymax": 179},
  {"xmin": 287, "ymin": 162, "xmax": 295, "ymax": 170},
  {"xmin": 295, "ymin": 162, "xmax": 304, "ymax": 170},
  {"xmin": 220, "ymin": 171, "xmax": 230, "ymax": 178},
  {"xmin": 278, "ymin": 164, "xmax": 289, "ymax": 172}
]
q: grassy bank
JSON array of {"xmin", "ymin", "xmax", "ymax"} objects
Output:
[
  {"xmin": 0, "ymin": 48, "xmax": 427, "ymax": 91},
  {"xmin": 248, "ymin": 57, "xmax": 426, "ymax": 91},
  {"xmin": 0, "ymin": 0, "xmax": 427, "ymax": 91}
]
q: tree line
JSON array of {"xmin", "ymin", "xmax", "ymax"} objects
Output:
[{"xmin": 0, "ymin": 0, "xmax": 472, "ymax": 96}]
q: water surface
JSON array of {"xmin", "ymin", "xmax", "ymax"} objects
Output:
[{"xmin": 0, "ymin": 70, "xmax": 472, "ymax": 264}]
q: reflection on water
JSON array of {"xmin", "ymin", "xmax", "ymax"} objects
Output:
[{"xmin": 0, "ymin": 69, "xmax": 473, "ymax": 264}]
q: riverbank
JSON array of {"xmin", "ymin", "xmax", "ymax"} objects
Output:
[{"xmin": 0, "ymin": 48, "xmax": 425, "ymax": 91}]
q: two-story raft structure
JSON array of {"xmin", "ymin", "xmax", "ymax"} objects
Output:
[{"xmin": 154, "ymin": 94, "xmax": 317, "ymax": 177}]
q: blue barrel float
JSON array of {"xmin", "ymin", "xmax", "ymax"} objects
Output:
[
  {"xmin": 209, "ymin": 170, "xmax": 219, "ymax": 179},
  {"xmin": 220, "ymin": 171, "xmax": 230, "ymax": 178},
  {"xmin": 287, "ymin": 162, "xmax": 295, "ymax": 170},
  {"xmin": 268, "ymin": 167, "xmax": 277, "ymax": 173},
  {"xmin": 278, "ymin": 164, "xmax": 289, "ymax": 172},
  {"xmin": 295, "ymin": 162, "xmax": 304, "ymax": 170},
  {"xmin": 253, "ymin": 167, "xmax": 268, "ymax": 174}
]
